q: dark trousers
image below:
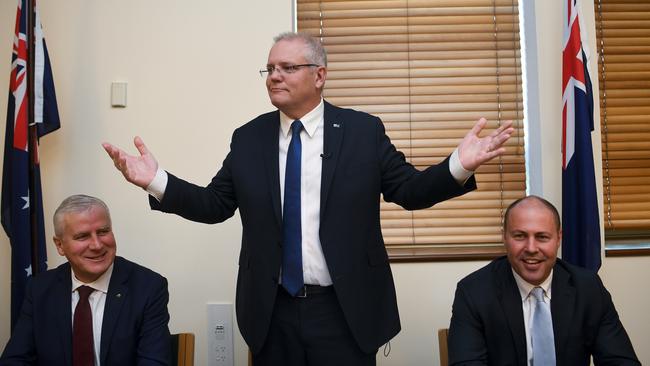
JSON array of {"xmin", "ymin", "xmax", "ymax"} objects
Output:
[{"xmin": 253, "ymin": 286, "xmax": 376, "ymax": 366}]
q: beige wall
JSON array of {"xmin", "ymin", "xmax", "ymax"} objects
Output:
[{"xmin": 0, "ymin": 1, "xmax": 647, "ymax": 365}]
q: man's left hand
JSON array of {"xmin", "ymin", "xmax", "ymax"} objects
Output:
[{"xmin": 457, "ymin": 118, "xmax": 514, "ymax": 171}]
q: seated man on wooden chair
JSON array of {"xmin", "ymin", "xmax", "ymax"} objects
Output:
[
  {"xmin": 1, "ymin": 194, "xmax": 171, "ymax": 365},
  {"xmin": 448, "ymin": 195, "xmax": 639, "ymax": 366}
]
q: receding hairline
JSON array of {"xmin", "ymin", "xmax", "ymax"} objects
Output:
[
  {"xmin": 503, "ymin": 195, "xmax": 561, "ymax": 232},
  {"xmin": 53, "ymin": 194, "xmax": 111, "ymax": 237},
  {"xmin": 272, "ymin": 32, "xmax": 328, "ymax": 66}
]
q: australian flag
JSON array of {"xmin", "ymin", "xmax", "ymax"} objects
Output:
[
  {"xmin": 561, "ymin": 0, "xmax": 601, "ymax": 271},
  {"xmin": 1, "ymin": 0, "xmax": 60, "ymax": 329}
]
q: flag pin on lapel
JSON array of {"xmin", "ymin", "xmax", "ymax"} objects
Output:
[
  {"xmin": 116, "ymin": 293, "xmax": 122, "ymax": 298},
  {"xmin": 333, "ymin": 123, "xmax": 340, "ymax": 128}
]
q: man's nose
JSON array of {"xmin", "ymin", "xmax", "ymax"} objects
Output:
[
  {"xmin": 524, "ymin": 238, "xmax": 538, "ymax": 253},
  {"xmin": 269, "ymin": 68, "xmax": 283, "ymax": 80},
  {"xmin": 88, "ymin": 234, "xmax": 102, "ymax": 249}
]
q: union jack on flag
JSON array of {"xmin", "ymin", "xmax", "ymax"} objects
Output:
[
  {"xmin": 1, "ymin": 0, "xmax": 60, "ymax": 329},
  {"xmin": 561, "ymin": 0, "xmax": 601, "ymax": 271}
]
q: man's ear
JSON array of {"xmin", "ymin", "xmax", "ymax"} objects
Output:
[
  {"xmin": 53, "ymin": 236, "xmax": 65, "ymax": 256},
  {"xmin": 315, "ymin": 66, "xmax": 327, "ymax": 89}
]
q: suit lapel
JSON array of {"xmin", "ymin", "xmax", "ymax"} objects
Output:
[
  {"xmin": 100, "ymin": 258, "xmax": 129, "ymax": 365},
  {"xmin": 495, "ymin": 261, "xmax": 528, "ymax": 364},
  {"xmin": 550, "ymin": 262, "xmax": 576, "ymax": 362},
  {"xmin": 320, "ymin": 102, "xmax": 344, "ymax": 214},
  {"xmin": 55, "ymin": 264, "xmax": 73, "ymax": 364},
  {"xmin": 263, "ymin": 111, "xmax": 282, "ymax": 227}
]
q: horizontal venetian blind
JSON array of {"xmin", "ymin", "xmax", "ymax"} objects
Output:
[
  {"xmin": 297, "ymin": 0, "xmax": 526, "ymax": 260},
  {"xmin": 595, "ymin": 0, "xmax": 650, "ymax": 238}
]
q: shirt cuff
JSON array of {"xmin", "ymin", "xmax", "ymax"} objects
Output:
[
  {"xmin": 449, "ymin": 148, "xmax": 474, "ymax": 185},
  {"xmin": 145, "ymin": 167, "xmax": 168, "ymax": 202}
]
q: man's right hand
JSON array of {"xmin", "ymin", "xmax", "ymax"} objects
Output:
[{"xmin": 102, "ymin": 136, "xmax": 158, "ymax": 189}]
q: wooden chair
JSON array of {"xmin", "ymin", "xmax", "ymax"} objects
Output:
[
  {"xmin": 171, "ymin": 333, "xmax": 195, "ymax": 366},
  {"xmin": 438, "ymin": 328, "xmax": 449, "ymax": 366}
]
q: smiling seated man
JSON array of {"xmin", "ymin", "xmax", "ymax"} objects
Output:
[
  {"xmin": 0, "ymin": 194, "xmax": 171, "ymax": 366},
  {"xmin": 447, "ymin": 195, "xmax": 639, "ymax": 366}
]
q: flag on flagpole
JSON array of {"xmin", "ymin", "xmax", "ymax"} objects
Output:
[
  {"xmin": 1, "ymin": 0, "xmax": 60, "ymax": 328},
  {"xmin": 561, "ymin": 0, "xmax": 601, "ymax": 271}
]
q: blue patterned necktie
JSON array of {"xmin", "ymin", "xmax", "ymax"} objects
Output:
[
  {"xmin": 531, "ymin": 286, "xmax": 556, "ymax": 365},
  {"xmin": 282, "ymin": 120, "xmax": 304, "ymax": 296}
]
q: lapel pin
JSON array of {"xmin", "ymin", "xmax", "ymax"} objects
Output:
[
  {"xmin": 333, "ymin": 123, "xmax": 340, "ymax": 128},
  {"xmin": 116, "ymin": 293, "xmax": 122, "ymax": 298}
]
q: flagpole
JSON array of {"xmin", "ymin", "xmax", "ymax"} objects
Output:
[{"xmin": 26, "ymin": 0, "xmax": 40, "ymax": 277}]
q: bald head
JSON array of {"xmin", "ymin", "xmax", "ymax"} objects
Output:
[{"xmin": 503, "ymin": 195, "xmax": 561, "ymax": 233}]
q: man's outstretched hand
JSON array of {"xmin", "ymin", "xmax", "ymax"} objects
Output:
[
  {"xmin": 457, "ymin": 118, "xmax": 514, "ymax": 172},
  {"xmin": 102, "ymin": 136, "xmax": 158, "ymax": 189}
]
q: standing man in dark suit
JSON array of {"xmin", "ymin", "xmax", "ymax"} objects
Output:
[
  {"xmin": 448, "ymin": 195, "xmax": 639, "ymax": 366},
  {"xmin": 102, "ymin": 32, "xmax": 513, "ymax": 365},
  {"xmin": 0, "ymin": 194, "xmax": 171, "ymax": 366}
]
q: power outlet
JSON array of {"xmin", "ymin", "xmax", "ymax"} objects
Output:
[{"xmin": 207, "ymin": 303, "xmax": 234, "ymax": 366}]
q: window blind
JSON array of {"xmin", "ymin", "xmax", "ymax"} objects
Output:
[
  {"xmin": 595, "ymin": 0, "xmax": 650, "ymax": 246},
  {"xmin": 297, "ymin": 0, "xmax": 526, "ymax": 260}
]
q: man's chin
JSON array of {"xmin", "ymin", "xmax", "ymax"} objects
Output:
[
  {"xmin": 269, "ymin": 97, "xmax": 287, "ymax": 109},
  {"xmin": 520, "ymin": 270, "xmax": 546, "ymax": 285}
]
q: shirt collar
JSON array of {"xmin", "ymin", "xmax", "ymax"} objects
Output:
[
  {"xmin": 71, "ymin": 263, "xmax": 114, "ymax": 294},
  {"xmin": 279, "ymin": 98, "xmax": 324, "ymax": 139},
  {"xmin": 512, "ymin": 268, "xmax": 553, "ymax": 301}
]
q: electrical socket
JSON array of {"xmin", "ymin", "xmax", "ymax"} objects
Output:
[{"xmin": 207, "ymin": 303, "xmax": 234, "ymax": 366}]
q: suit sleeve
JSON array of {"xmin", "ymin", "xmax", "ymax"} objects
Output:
[
  {"xmin": 136, "ymin": 276, "xmax": 171, "ymax": 366},
  {"xmin": 374, "ymin": 117, "xmax": 476, "ymax": 210},
  {"xmin": 448, "ymin": 284, "xmax": 489, "ymax": 366},
  {"xmin": 591, "ymin": 277, "xmax": 640, "ymax": 366},
  {"xmin": 0, "ymin": 280, "xmax": 37, "ymax": 365},
  {"xmin": 149, "ymin": 131, "xmax": 239, "ymax": 224}
]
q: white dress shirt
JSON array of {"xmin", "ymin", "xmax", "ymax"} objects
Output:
[
  {"xmin": 277, "ymin": 100, "xmax": 331, "ymax": 285},
  {"xmin": 512, "ymin": 269, "xmax": 553, "ymax": 366},
  {"xmin": 146, "ymin": 99, "xmax": 473, "ymax": 285},
  {"xmin": 71, "ymin": 264, "xmax": 113, "ymax": 366}
]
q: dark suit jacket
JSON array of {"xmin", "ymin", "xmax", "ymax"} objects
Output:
[
  {"xmin": 448, "ymin": 256, "xmax": 639, "ymax": 366},
  {"xmin": 0, "ymin": 256, "xmax": 171, "ymax": 366},
  {"xmin": 150, "ymin": 101, "xmax": 475, "ymax": 353}
]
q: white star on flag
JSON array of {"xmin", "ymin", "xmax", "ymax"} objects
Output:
[{"xmin": 21, "ymin": 191, "xmax": 29, "ymax": 210}]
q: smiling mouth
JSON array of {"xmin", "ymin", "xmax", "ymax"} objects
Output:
[
  {"xmin": 85, "ymin": 253, "xmax": 106, "ymax": 261},
  {"xmin": 523, "ymin": 258, "xmax": 543, "ymax": 264},
  {"xmin": 521, "ymin": 258, "xmax": 544, "ymax": 270}
]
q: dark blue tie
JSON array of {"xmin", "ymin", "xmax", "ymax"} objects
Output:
[{"xmin": 282, "ymin": 120, "xmax": 304, "ymax": 296}]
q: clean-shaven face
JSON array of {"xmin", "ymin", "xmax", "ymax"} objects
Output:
[
  {"xmin": 504, "ymin": 199, "xmax": 561, "ymax": 285},
  {"xmin": 265, "ymin": 38, "xmax": 324, "ymax": 119},
  {"xmin": 54, "ymin": 206, "xmax": 116, "ymax": 283}
]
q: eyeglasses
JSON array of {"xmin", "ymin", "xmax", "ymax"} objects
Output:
[{"xmin": 259, "ymin": 64, "xmax": 320, "ymax": 77}]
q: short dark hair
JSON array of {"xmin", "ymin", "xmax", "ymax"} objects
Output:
[{"xmin": 503, "ymin": 195, "xmax": 561, "ymax": 232}]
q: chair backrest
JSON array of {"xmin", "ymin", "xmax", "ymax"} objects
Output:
[
  {"xmin": 438, "ymin": 328, "xmax": 449, "ymax": 366},
  {"xmin": 171, "ymin": 333, "xmax": 195, "ymax": 366}
]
